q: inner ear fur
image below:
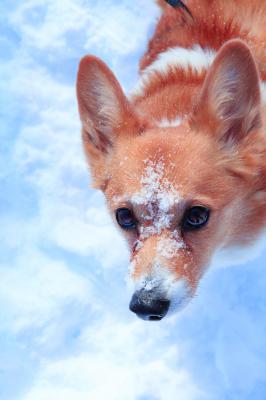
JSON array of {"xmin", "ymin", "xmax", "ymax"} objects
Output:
[
  {"xmin": 76, "ymin": 55, "xmax": 141, "ymax": 189},
  {"xmin": 76, "ymin": 55, "xmax": 140, "ymax": 154},
  {"xmin": 191, "ymin": 39, "xmax": 262, "ymax": 146}
]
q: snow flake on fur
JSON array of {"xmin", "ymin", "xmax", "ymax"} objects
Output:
[{"xmin": 132, "ymin": 159, "xmax": 181, "ymax": 239}]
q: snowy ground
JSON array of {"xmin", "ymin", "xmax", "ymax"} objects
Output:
[{"xmin": 1, "ymin": 1, "xmax": 266, "ymax": 399}]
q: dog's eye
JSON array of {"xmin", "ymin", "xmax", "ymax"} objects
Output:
[
  {"xmin": 182, "ymin": 206, "xmax": 210, "ymax": 231},
  {"xmin": 116, "ymin": 208, "xmax": 137, "ymax": 230}
]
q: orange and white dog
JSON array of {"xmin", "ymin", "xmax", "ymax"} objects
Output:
[{"xmin": 76, "ymin": 0, "xmax": 266, "ymax": 320}]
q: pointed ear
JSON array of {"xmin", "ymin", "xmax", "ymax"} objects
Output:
[
  {"xmin": 191, "ymin": 40, "xmax": 261, "ymax": 145},
  {"xmin": 76, "ymin": 55, "xmax": 139, "ymax": 154}
]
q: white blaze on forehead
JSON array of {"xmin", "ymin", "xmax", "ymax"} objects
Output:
[{"xmin": 132, "ymin": 159, "xmax": 181, "ymax": 239}]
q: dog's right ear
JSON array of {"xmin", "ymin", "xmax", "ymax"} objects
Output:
[{"xmin": 77, "ymin": 56, "xmax": 140, "ymax": 188}]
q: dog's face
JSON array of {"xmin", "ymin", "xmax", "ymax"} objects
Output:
[{"xmin": 77, "ymin": 40, "xmax": 265, "ymax": 320}]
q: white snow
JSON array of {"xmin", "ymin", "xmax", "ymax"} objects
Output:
[
  {"xmin": 3, "ymin": 1, "xmax": 266, "ymax": 399},
  {"xmin": 157, "ymin": 232, "xmax": 184, "ymax": 260},
  {"xmin": 211, "ymin": 231, "xmax": 266, "ymax": 269},
  {"xmin": 132, "ymin": 158, "xmax": 181, "ymax": 239}
]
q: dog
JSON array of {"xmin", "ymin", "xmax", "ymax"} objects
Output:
[{"xmin": 76, "ymin": 0, "xmax": 266, "ymax": 321}]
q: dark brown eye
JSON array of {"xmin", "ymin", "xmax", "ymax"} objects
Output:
[
  {"xmin": 116, "ymin": 208, "xmax": 137, "ymax": 230},
  {"xmin": 182, "ymin": 206, "xmax": 210, "ymax": 231}
]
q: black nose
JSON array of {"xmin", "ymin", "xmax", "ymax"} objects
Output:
[{"xmin": 129, "ymin": 291, "xmax": 170, "ymax": 321}]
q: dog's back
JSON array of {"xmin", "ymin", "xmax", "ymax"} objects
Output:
[
  {"xmin": 152, "ymin": 0, "xmax": 266, "ymax": 75},
  {"xmin": 132, "ymin": 1, "xmax": 266, "ymax": 122}
]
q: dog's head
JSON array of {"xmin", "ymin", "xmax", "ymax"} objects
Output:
[{"xmin": 77, "ymin": 40, "xmax": 265, "ymax": 320}]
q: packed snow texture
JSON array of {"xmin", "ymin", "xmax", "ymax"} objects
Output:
[{"xmin": 1, "ymin": 1, "xmax": 266, "ymax": 399}]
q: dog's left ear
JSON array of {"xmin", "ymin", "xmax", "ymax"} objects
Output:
[
  {"xmin": 77, "ymin": 55, "xmax": 139, "ymax": 154},
  {"xmin": 191, "ymin": 39, "xmax": 261, "ymax": 146}
]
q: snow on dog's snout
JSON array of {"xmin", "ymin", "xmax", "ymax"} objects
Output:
[
  {"xmin": 129, "ymin": 258, "xmax": 191, "ymax": 313},
  {"xmin": 132, "ymin": 158, "xmax": 181, "ymax": 239},
  {"xmin": 127, "ymin": 158, "xmax": 192, "ymax": 311},
  {"xmin": 129, "ymin": 231, "xmax": 191, "ymax": 313}
]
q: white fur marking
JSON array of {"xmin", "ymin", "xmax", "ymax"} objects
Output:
[
  {"xmin": 132, "ymin": 45, "xmax": 216, "ymax": 96},
  {"xmin": 157, "ymin": 117, "xmax": 182, "ymax": 128}
]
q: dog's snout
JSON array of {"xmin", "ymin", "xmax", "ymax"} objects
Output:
[{"xmin": 129, "ymin": 290, "xmax": 170, "ymax": 321}]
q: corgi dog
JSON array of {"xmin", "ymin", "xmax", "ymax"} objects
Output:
[{"xmin": 76, "ymin": 0, "xmax": 266, "ymax": 321}]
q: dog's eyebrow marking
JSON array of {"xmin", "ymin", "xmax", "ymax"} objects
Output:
[{"xmin": 132, "ymin": 45, "xmax": 216, "ymax": 96}]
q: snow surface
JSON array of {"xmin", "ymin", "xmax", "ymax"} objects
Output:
[{"xmin": 1, "ymin": 1, "xmax": 266, "ymax": 399}]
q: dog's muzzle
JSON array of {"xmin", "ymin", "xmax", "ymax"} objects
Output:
[{"xmin": 129, "ymin": 289, "xmax": 170, "ymax": 321}]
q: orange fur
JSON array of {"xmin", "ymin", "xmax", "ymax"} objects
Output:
[{"xmin": 76, "ymin": 1, "xmax": 266, "ymax": 318}]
